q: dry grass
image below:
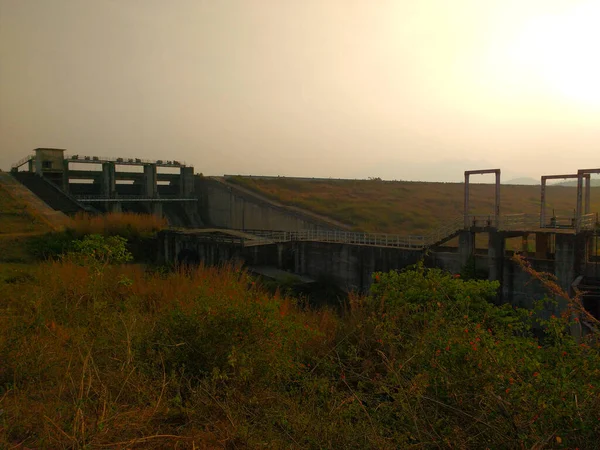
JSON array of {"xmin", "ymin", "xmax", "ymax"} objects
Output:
[
  {"xmin": 229, "ymin": 177, "xmax": 592, "ymax": 234},
  {"xmin": 0, "ymin": 261, "xmax": 330, "ymax": 448},
  {"xmin": 0, "ymin": 184, "xmax": 53, "ymax": 235},
  {"xmin": 2, "ymin": 256, "xmax": 600, "ymax": 448},
  {"xmin": 69, "ymin": 212, "xmax": 168, "ymax": 237}
]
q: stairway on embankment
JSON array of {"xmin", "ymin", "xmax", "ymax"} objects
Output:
[
  {"xmin": 12, "ymin": 172, "xmax": 86, "ymax": 216},
  {"xmin": 0, "ymin": 171, "xmax": 70, "ymax": 232}
]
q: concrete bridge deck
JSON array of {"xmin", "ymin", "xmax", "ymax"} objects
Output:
[{"xmin": 170, "ymin": 212, "xmax": 598, "ymax": 251}]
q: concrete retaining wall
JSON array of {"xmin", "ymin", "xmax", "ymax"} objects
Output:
[{"xmin": 196, "ymin": 177, "xmax": 350, "ymax": 232}]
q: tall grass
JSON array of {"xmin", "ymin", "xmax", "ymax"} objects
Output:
[
  {"xmin": 2, "ymin": 259, "xmax": 599, "ymax": 448},
  {"xmin": 69, "ymin": 212, "xmax": 168, "ymax": 238}
]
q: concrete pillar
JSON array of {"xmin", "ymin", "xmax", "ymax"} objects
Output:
[
  {"xmin": 101, "ymin": 162, "xmax": 116, "ymax": 198},
  {"xmin": 144, "ymin": 164, "xmax": 158, "ymax": 198},
  {"xmin": 464, "ymin": 173, "xmax": 470, "ymax": 228},
  {"xmin": 27, "ymin": 159, "xmax": 34, "ymax": 172},
  {"xmin": 494, "ymin": 171, "xmax": 501, "ymax": 227},
  {"xmin": 521, "ymin": 234, "xmax": 529, "ymax": 254},
  {"xmin": 554, "ymin": 234, "xmax": 577, "ymax": 317},
  {"xmin": 554, "ymin": 234, "xmax": 585, "ymax": 297},
  {"xmin": 488, "ymin": 231, "xmax": 505, "ymax": 283},
  {"xmin": 179, "ymin": 166, "xmax": 194, "ymax": 197},
  {"xmin": 277, "ymin": 244, "xmax": 284, "ymax": 268},
  {"xmin": 62, "ymin": 159, "xmax": 70, "ymax": 193},
  {"xmin": 535, "ymin": 233, "xmax": 549, "ymax": 259},
  {"xmin": 458, "ymin": 230, "xmax": 475, "ymax": 267},
  {"xmin": 152, "ymin": 202, "xmax": 163, "ymax": 218},
  {"xmin": 102, "ymin": 201, "xmax": 121, "ymax": 214}
]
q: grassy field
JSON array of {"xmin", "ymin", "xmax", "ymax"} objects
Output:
[{"xmin": 228, "ymin": 177, "xmax": 594, "ymax": 234}]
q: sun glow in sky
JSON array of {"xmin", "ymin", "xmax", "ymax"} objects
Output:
[
  {"xmin": 1, "ymin": 0, "xmax": 599, "ymax": 182},
  {"xmin": 509, "ymin": 1, "xmax": 600, "ymax": 108}
]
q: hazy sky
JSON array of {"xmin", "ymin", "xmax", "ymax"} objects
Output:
[{"xmin": 1, "ymin": 0, "xmax": 599, "ymax": 181}]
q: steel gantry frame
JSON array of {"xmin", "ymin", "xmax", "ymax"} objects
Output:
[
  {"xmin": 576, "ymin": 169, "xmax": 600, "ymax": 231},
  {"xmin": 541, "ymin": 173, "xmax": 590, "ymax": 227},
  {"xmin": 464, "ymin": 169, "xmax": 501, "ymax": 228}
]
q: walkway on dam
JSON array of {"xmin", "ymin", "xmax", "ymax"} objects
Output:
[{"xmin": 170, "ymin": 213, "xmax": 598, "ymax": 251}]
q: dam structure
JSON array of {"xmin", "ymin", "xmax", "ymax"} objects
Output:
[
  {"xmin": 8, "ymin": 149, "xmax": 600, "ymax": 324},
  {"xmin": 11, "ymin": 148, "xmax": 199, "ymax": 226}
]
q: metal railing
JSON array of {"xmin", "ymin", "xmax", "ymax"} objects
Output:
[
  {"xmin": 65, "ymin": 154, "xmax": 188, "ymax": 167},
  {"xmin": 424, "ymin": 216, "xmax": 466, "ymax": 246},
  {"xmin": 75, "ymin": 195, "xmax": 196, "ymax": 202},
  {"xmin": 11, "ymin": 154, "xmax": 34, "ymax": 169},
  {"xmin": 579, "ymin": 213, "xmax": 598, "ymax": 231},
  {"xmin": 242, "ymin": 229, "xmax": 433, "ymax": 250},
  {"xmin": 239, "ymin": 212, "xmax": 600, "ymax": 250}
]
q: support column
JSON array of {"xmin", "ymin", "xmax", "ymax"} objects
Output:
[
  {"xmin": 179, "ymin": 166, "xmax": 195, "ymax": 197},
  {"xmin": 101, "ymin": 162, "xmax": 116, "ymax": 198},
  {"xmin": 464, "ymin": 173, "xmax": 470, "ymax": 228},
  {"xmin": 62, "ymin": 159, "xmax": 70, "ymax": 193},
  {"xmin": 459, "ymin": 230, "xmax": 475, "ymax": 267},
  {"xmin": 540, "ymin": 179, "xmax": 546, "ymax": 227},
  {"xmin": 277, "ymin": 244, "xmax": 284, "ymax": 268},
  {"xmin": 494, "ymin": 171, "xmax": 501, "ymax": 227},
  {"xmin": 555, "ymin": 234, "xmax": 578, "ymax": 299},
  {"xmin": 110, "ymin": 202, "xmax": 122, "ymax": 213},
  {"xmin": 144, "ymin": 164, "xmax": 158, "ymax": 198},
  {"xmin": 152, "ymin": 202, "xmax": 163, "ymax": 218},
  {"xmin": 535, "ymin": 233, "xmax": 549, "ymax": 259},
  {"xmin": 488, "ymin": 231, "xmax": 505, "ymax": 283},
  {"xmin": 521, "ymin": 234, "xmax": 529, "ymax": 254},
  {"xmin": 27, "ymin": 159, "xmax": 34, "ymax": 172}
]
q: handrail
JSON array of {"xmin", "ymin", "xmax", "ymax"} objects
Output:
[
  {"xmin": 11, "ymin": 154, "xmax": 34, "ymax": 169},
  {"xmin": 65, "ymin": 154, "xmax": 188, "ymax": 167},
  {"xmin": 239, "ymin": 212, "xmax": 599, "ymax": 250}
]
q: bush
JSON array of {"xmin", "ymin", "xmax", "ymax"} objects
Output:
[
  {"xmin": 2, "ymin": 258, "xmax": 600, "ymax": 448},
  {"xmin": 69, "ymin": 212, "xmax": 167, "ymax": 239},
  {"xmin": 67, "ymin": 234, "xmax": 133, "ymax": 267},
  {"xmin": 26, "ymin": 230, "xmax": 77, "ymax": 260}
]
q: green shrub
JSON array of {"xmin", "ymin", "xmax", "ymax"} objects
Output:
[
  {"xmin": 67, "ymin": 234, "xmax": 133, "ymax": 266},
  {"xmin": 26, "ymin": 231, "xmax": 77, "ymax": 260}
]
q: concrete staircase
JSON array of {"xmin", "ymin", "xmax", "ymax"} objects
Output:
[
  {"xmin": 0, "ymin": 171, "xmax": 70, "ymax": 231},
  {"xmin": 12, "ymin": 172, "xmax": 86, "ymax": 215}
]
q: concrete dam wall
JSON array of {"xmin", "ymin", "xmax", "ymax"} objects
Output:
[{"xmin": 196, "ymin": 177, "xmax": 351, "ymax": 232}]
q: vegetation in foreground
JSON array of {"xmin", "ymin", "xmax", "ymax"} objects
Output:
[
  {"xmin": 228, "ymin": 176, "xmax": 596, "ymax": 234},
  {"xmin": 1, "ymin": 231, "xmax": 600, "ymax": 448}
]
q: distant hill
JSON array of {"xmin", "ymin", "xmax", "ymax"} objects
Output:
[
  {"xmin": 552, "ymin": 179, "xmax": 600, "ymax": 187},
  {"xmin": 503, "ymin": 177, "xmax": 539, "ymax": 185}
]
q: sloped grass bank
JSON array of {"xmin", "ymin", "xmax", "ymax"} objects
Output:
[
  {"xmin": 2, "ymin": 259, "xmax": 599, "ymax": 448},
  {"xmin": 228, "ymin": 176, "xmax": 593, "ymax": 235}
]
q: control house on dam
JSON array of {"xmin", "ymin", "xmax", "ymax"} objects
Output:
[{"xmin": 11, "ymin": 148, "xmax": 200, "ymax": 226}]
